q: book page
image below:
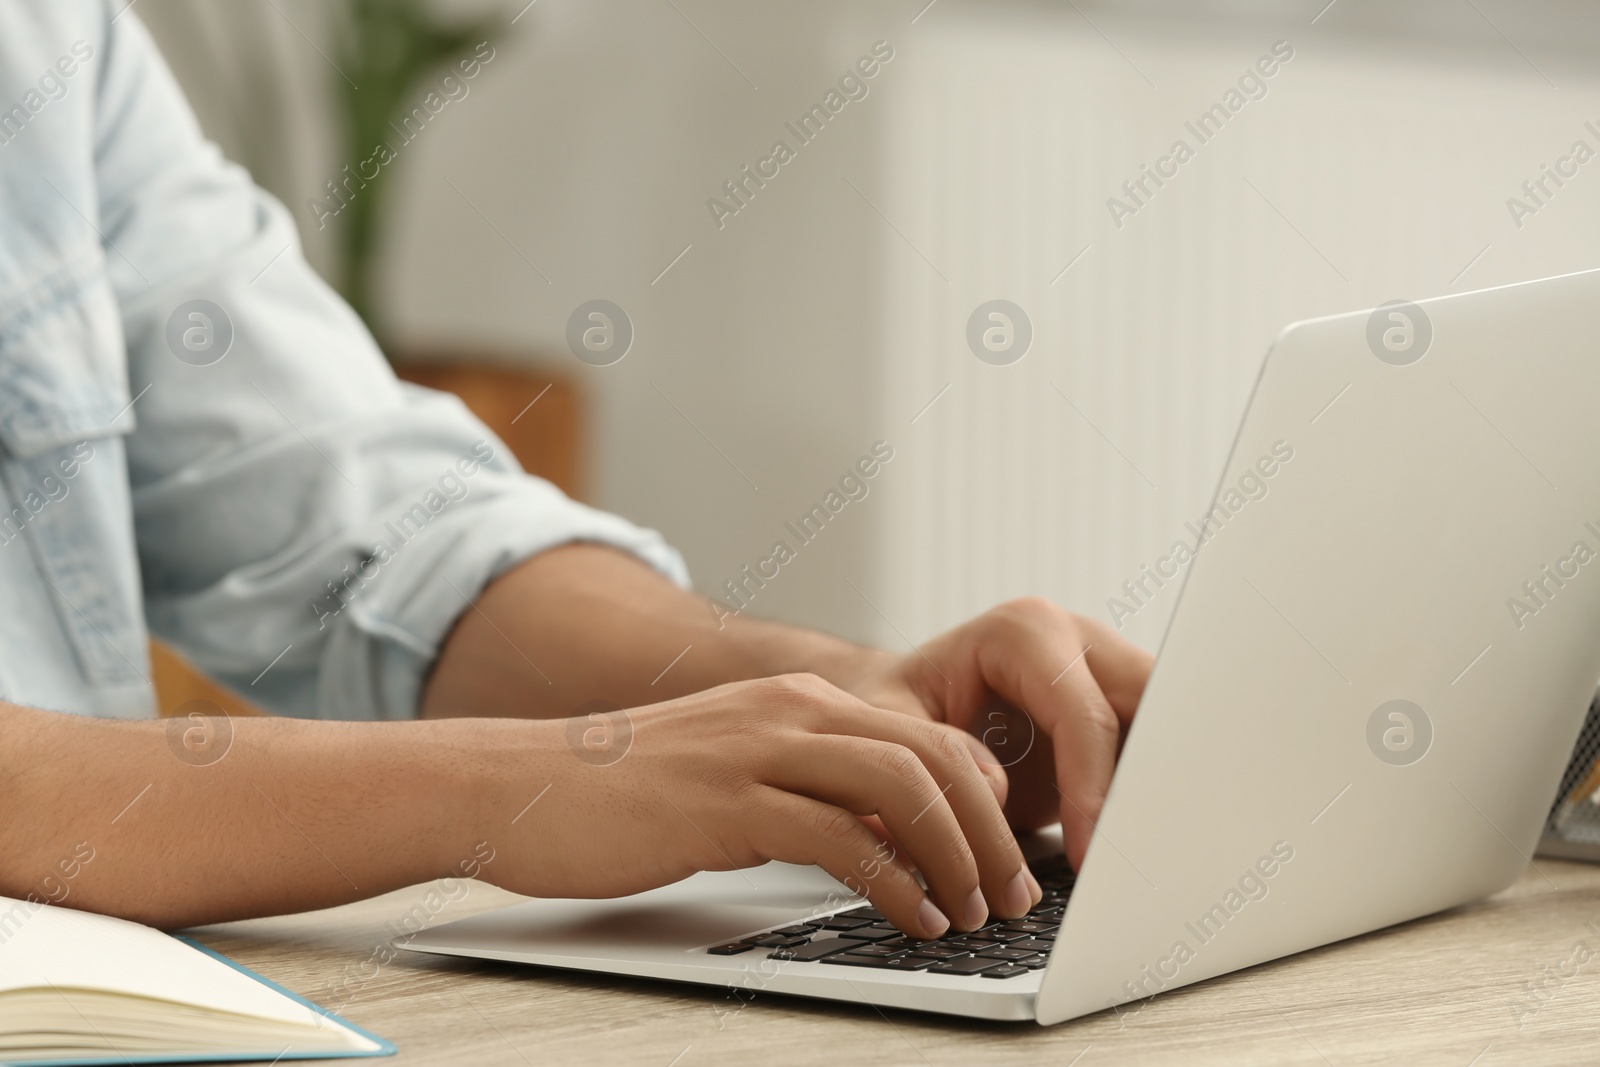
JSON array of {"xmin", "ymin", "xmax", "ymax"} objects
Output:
[{"xmin": 0, "ymin": 897, "xmax": 330, "ymax": 1028}]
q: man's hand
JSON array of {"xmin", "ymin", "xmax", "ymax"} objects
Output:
[
  {"xmin": 493, "ymin": 673, "xmax": 1042, "ymax": 936},
  {"xmin": 0, "ymin": 677, "xmax": 1043, "ymax": 934},
  {"xmin": 839, "ymin": 599, "xmax": 1154, "ymax": 870},
  {"xmin": 424, "ymin": 548, "xmax": 1155, "ymax": 876},
  {"xmin": 3, "ymin": 557, "xmax": 1142, "ymax": 933}
]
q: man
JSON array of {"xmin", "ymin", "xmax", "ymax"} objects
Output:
[{"xmin": 0, "ymin": 2, "xmax": 1152, "ymax": 943}]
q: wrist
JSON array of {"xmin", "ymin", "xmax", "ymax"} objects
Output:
[
  {"xmin": 442, "ymin": 718, "xmax": 558, "ymax": 873},
  {"xmin": 814, "ymin": 642, "xmax": 898, "ymax": 692},
  {"xmin": 715, "ymin": 611, "xmax": 890, "ymax": 688}
]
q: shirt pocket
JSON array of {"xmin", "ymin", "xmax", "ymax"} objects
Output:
[
  {"xmin": 0, "ymin": 257, "xmax": 145, "ymax": 688},
  {"xmin": 0, "ymin": 253, "xmax": 132, "ymax": 457}
]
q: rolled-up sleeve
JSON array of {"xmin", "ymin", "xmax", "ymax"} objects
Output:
[{"xmin": 95, "ymin": 9, "xmax": 687, "ymax": 719}]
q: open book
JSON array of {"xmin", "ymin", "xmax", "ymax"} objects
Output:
[{"xmin": 0, "ymin": 896, "xmax": 393, "ymax": 1065}]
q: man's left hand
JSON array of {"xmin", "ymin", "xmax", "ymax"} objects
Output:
[{"xmin": 841, "ymin": 598, "xmax": 1154, "ymax": 871}]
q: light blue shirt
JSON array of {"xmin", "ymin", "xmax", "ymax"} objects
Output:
[{"xmin": 0, "ymin": 2, "xmax": 687, "ymax": 720}]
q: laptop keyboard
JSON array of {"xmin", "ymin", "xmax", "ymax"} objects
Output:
[{"xmin": 705, "ymin": 854, "xmax": 1074, "ymax": 980}]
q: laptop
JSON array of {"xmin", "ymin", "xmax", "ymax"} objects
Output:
[{"xmin": 406, "ymin": 267, "xmax": 1600, "ymax": 1025}]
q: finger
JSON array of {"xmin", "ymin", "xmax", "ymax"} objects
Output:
[
  {"xmin": 963, "ymin": 605, "xmax": 1138, "ymax": 731},
  {"xmin": 750, "ymin": 788, "xmax": 950, "ymax": 939},
  {"xmin": 974, "ymin": 695, "xmax": 1059, "ymax": 832},
  {"xmin": 794, "ymin": 705, "xmax": 1038, "ymax": 923},
  {"xmin": 943, "ymin": 607, "xmax": 1129, "ymax": 868},
  {"xmin": 799, "ymin": 677, "xmax": 1005, "ymax": 802},
  {"xmin": 859, "ymin": 813, "xmax": 895, "ymax": 849},
  {"xmin": 1044, "ymin": 664, "xmax": 1121, "ymax": 870},
  {"xmin": 768, "ymin": 735, "xmax": 992, "ymax": 930},
  {"xmin": 880, "ymin": 719, "xmax": 1036, "ymax": 920},
  {"xmin": 972, "ymin": 614, "xmax": 1122, "ymax": 867},
  {"xmin": 954, "ymin": 724, "xmax": 1010, "ymax": 808},
  {"xmin": 1074, "ymin": 617, "xmax": 1157, "ymax": 723}
]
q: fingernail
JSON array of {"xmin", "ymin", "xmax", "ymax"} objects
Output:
[
  {"xmin": 918, "ymin": 898, "xmax": 950, "ymax": 938},
  {"xmin": 1024, "ymin": 866, "xmax": 1043, "ymax": 906},
  {"xmin": 961, "ymin": 886, "xmax": 988, "ymax": 930},
  {"xmin": 1003, "ymin": 869, "xmax": 1032, "ymax": 918}
]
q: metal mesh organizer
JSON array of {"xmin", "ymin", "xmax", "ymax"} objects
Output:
[{"xmin": 1537, "ymin": 689, "xmax": 1600, "ymax": 862}]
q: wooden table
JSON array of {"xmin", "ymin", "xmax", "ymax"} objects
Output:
[{"xmin": 190, "ymin": 858, "xmax": 1600, "ymax": 1066}]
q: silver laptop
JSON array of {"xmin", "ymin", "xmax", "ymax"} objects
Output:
[{"xmin": 407, "ymin": 268, "xmax": 1600, "ymax": 1025}]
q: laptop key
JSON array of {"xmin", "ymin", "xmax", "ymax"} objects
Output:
[
  {"xmin": 929, "ymin": 956, "xmax": 1003, "ymax": 975},
  {"xmin": 840, "ymin": 906, "xmax": 885, "ymax": 921},
  {"xmin": 938, "ymin": 937, "xmax": 989, "ymax": 951},
  {"xmin": 982, "ymin": 964, "xmax": 1032, "ymax": 979},
  {"xmin": 837, "ymin": 925, "xmax": 902, "ymax": 942},
  {"xmin": 1017, "ymin": 954, "xmax": 1049, "ymax": 969},
  {"xmin": 773, "ymin": 924, "xmax": 818, "ymax": 937},
  {"xmin": 875, "ymin": 955, "xmax": 939, "ymax": 971},
  {"xmin": 766, "ymin": 936, "xmax": 860, "ymax": 962},
  {"xmin": 976, "ymin": 946, "xmax": 1035, "ymax": 961},
  {"xmin": 905, "ymin": 944, "xmax": 972, "ymax": 960},
  {"xmin": 750, "ymin": 933, "xmax": 811, "ymax": 948},
  {"xmin": 968, "ymin": 929, "xmax": 1028, "ymax": 943},
  {"xmin": 818, "ymin": 915, "xmax": 873, "ymax": 930},
  {"xmin": 707, "ymin": 942, "xmax": 755, "ymax": 955},
  {"xmin": 822, "ymin": 953, "xmax": 937, "ymax": 971},
  {"xmin": 838, "ymin": 943, "xmax": 905, "ymax": 957},
  {"xmin": 1001, "ymin": 921, "xmax": 1057, "ymax": 935},
  {"xmin": 1008, "ymin": 939, "xmax": 1053, "ymax": 954}
]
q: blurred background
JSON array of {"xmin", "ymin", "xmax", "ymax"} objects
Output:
[{"xmin": 135, "ymin": 0, "xmax": 1600, "ymax": 712}]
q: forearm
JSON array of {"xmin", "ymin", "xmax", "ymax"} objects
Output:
[
  {"xmin": 421, "ymin": 543, "xmax": 891, "ymax": 719},
  {"xmin": 0, "ymin": 703, "xmax": 527, "ymax": 927}
]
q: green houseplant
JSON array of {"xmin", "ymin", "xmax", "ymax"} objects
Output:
[{"xmin": 325, "ymin": 0, "xmax": 502, "ymax": 344}]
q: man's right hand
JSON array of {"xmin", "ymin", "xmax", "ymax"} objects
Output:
[
  {"xmin": 0, "ymin": 673, "xmax": 1040, "ymax": 934},
  {"xmin": 486, "ymin": 673, "xmax": 1042, "ymax": 938}
]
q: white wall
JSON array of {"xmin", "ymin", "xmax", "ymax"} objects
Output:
[
  {"xmin": 871, "ymin": 8, "xmax": 1600, "ymax": 653},
  {"xmin": 143, "ymin": 1, "xmax": 1600, "ymax": 653}
]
